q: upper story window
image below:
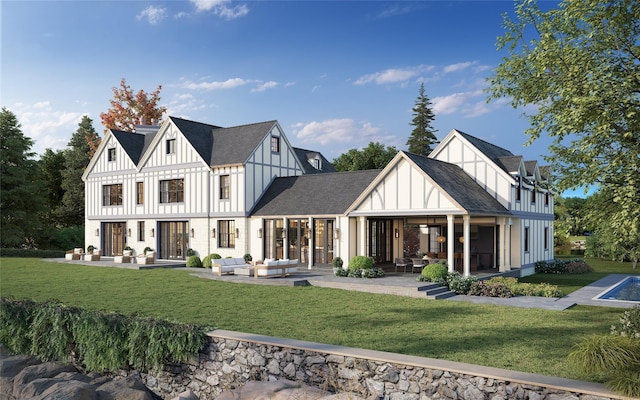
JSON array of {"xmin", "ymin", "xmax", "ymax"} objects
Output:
[
  {"xmin": 166, "ymin": 139, "xmax": 176, "ymax": 154},
  {"xmin": 515, "ymin": 182, "xmax": 521, "ymax": 202},
  {"xmin": 312, "ymin": 158, "xmax": 321, "ymax": 170},
  {"xmin": 159, "ymin": 179, "xmax": 184, "ymax": 203},
  {"xmin": 545, "ymin": 192, "xmax": 550, "ymax": 206},
  {"xmin": 220, "ymin": 175, "xmax": 230, "ymax": 199},
  {"xmin": 270, "ymin": 136, "xmax": 280, "ymax": 153},
  {"xmin": 107, "ymin": 148, "xmax": 116, "ymax": 162},
  {"xmin": 103, "ymin": 184, "xmax": 123, "ymax": 206},
  {"xmin": 136, "ymin": 182, "xmax": 144, "ymax": 205},
  {"xmin": 531, "ymin": 188, "xmax": 536, "ymax": 204},
  {"xmin": 544, "ymin": 227, "xmax": 549, "ymax": 250},
  {"xmin": 218, "ymin": 220, "xmax": 236, "ymax": 248},
  {"xmin": 524, "ymin": 227, "xmax": 530, "ymax": 252}
]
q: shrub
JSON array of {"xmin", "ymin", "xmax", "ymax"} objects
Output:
[
  {"xmin": 611, "ymin": 306, "xmax": 640, "ymax": 338},
  {"xmin": 421, "ymin": 263, "xmax": 448, "ymax": 282},
  {"xmin": 143, "ymin": 247, "xmax": 153, "ymax": 254},
  {"xmin": 535, "ymin": 259, "xmax": 592, "ymax": 274},
  {"xmin": 469, "ymin": 280, "xmax": 513, "ymax": 298},
  {"xmin": 473, "ymin": 276, "xmax": 562, "ymax": 298},
  {"xmin": 186, "ymin": 255, "xmax": 203, "ymax": 268},
  {"xmin": 211, "ymin": 253, "xmax": 221, "ymax": 259},
  {"xmin": 445, "ymin": 272, "xmax": 477, "ymax": 294},
  {"xmin": 348, "ymin": 256, "xmax": 374, "ymax": 270},
  {"xmin": 0, "ymin": 248, "xmax": 65, "ymax": 258},
  {"xmin": 186, "ymin": 248, "xmax": 195, "ymax": 257},
  {"xmin": 244, "ymin": 253, "xmax": 252, "ymax": 262},
  {"xmin": 87, "ymin": 245, "xmax": 96, "ymax": 253},
  {"xmin": 332, "ymin": 257, "xmax": 343, "ymax": 269},
  {"xmin": 344, "ymin": 267, "xmax": 385, "ymax": 278}
]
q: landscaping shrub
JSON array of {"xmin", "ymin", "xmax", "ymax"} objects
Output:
[
  {"xmin": 332, "ymin": 257, "xmax": 343, "ymax": 269},
  {"xmin": 468, "ymin": 280, "xmax": 513, "ymax": 298},
  {"xmin": 186, "ymin": 248, "xmax": 195, "ymax": 257},
  {"xmin": 202, "ymin": 254, "xmax": 215, "ymax": 268},
  {"xmin": 0, "ymin": 297, "xmax": 208, "ymax": 372},
  {"xmin": 186, "ymin": 255, "xmax": 203, "ymax": 268},
  {"xmin": 444, "ymin": 272, "xmax": 477, "ymax": 294},
  {"xmin": 419, "ymin": 262, "xmax": 448, "ymax": 282},
  {"xmin": 348, "ymin": 256, "xmax": 374, "ymax": 270},
  {"xmin": 0, "ymin": 248, "xmax": 65, "ymax": 258},
  {"xmin": 611, "ymin": 306, "xmax": 640, "ymax": 338},
  {"xmin": 535, "ymin": 259, "xmax": 592, "ymax": 274},
  {"xmin": 469, "ymin": 277, "xmax": 562, "ymax": 298},
  {"xmin": 243, "ymin": 253, "xmax": 252, "ymax": 262}
]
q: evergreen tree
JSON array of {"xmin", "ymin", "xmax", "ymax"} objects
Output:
[
  {"xmin": 0, "ymin": 107, "xmax": 44, "ymax": 247},
  {"xmin": 58, "ymin": 116, "xmax": 100, "ymax": 226},
  {"xmin": 407, "ymin": 83, "xmax": 438, "ymax": 156},
  {"xmin": 39, "ymin": 149, "xmax": 66, "ymax": 226}
]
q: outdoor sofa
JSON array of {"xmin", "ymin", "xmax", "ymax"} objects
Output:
[
  {"xmin": 251, "ymin": 258, "xmax": 299, "ymax": 278},
  {"xmin": 83, "ymin": 249, "xmax": 101, "ymax": 261},
  {"xmin": 211, "ymin": 257, "xmax": 250, "ymax": 275},
  {"xmin": 65, "ymin": 248, "xmax": 84, "ymax": 260}
]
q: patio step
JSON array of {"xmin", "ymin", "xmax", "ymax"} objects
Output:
[{"xmin": 417, "ymin": 283, "xmax": 457, "ymax": 300}]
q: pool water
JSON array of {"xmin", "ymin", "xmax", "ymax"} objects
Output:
[{"xmin": 596, "ymin": 276, "xmax": 640, "ymax": 302}]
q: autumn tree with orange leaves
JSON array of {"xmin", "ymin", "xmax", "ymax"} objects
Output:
[{"xmin": 100, "ymin": 78, "xmax": 167, "ymax": 132}]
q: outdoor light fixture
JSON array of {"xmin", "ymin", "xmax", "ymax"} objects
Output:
[
  {"xmin": 128, "ymin": 228, "xmax": 131, "ymax": 237},
  {"xmin": 437, "ymin": 235, "xmax": 446, "ymax": 243},
  {"xmin": 394, "ymin": 228, "xmax": 399, "ymax": 238},
  {"xmin": 191, "ymin": 228, "xmax": 195, "ymax": 238},
  {"xmin": 211, "ymin": 228, "xmax": 216, "ymax": 238},
  {"xmin": 95, "ymin": 229, "xmax": 99, "ymax": 237},
  {"xmin": 459, "ymin": 236, "xmax": 464, "ymax": 243},
  {"xmin": 150, "ymin": 228, "xmax": 154, "ymax": 238},
  {"xmin": 235, "ymin": 228, "xmax": 240, "ymax": 238},
  {"xmin": 257, "ymin": 228, "xmax": 262, "ymax": 238},
  {"xmin": 334, "ymin": 228, "xmax": 340, "ymax": 240}
]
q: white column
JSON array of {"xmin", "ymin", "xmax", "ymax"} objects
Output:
[
  {"xmin": 359, "ymin": 216, "xmax": 367, "ymax": 256},
  {"xmin": 308, "ymin": 217, "xmax": 313, "ymax": 269},
  {"xmin": 447, "ymin": 215, "xmax": 455, "ymax": 273},
  {"xmin": 463, "ymin": 215, "xmax": 471, "ymax": 277},
  {"xmin": 505, "ymin": 218, "xmax": 512, "ymax": 271},
  {"xmin": 283, "ymin": 217, "xmax": 289, "ymax": 260},
  {"xmin": 499, "ymin": 217, "xmax": 507, "ymax": 272}
]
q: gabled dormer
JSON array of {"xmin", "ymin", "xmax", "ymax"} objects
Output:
[{"xmin": 82, "ymin": 129, "xmax": 143, "ymax": 181}]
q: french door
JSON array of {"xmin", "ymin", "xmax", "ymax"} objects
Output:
[
  {"xmin": 369, "ymin": 219, "xmax": 392, "ymax": 264},
  {"xmin": 102, "ymin": 222, "xmax": 126, "ymax": 256},
  {"xmin": 159, "ymin": 221, "xmax": 189, "ymax": 260}
]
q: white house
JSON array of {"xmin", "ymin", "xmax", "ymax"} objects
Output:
[{"xmin": 83, "ymin": 117, "xmax": 554, "ymax": 276}]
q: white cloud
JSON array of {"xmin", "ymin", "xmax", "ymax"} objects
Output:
[
  {"xmin": 190, "ymin": 0, "xmax": 249, "ymax": 20},
  {"xmin": 443, "ymin": 61, "xmax": 476, "ymax": 74},
  {"xmin": 432, "ymin": 92, "xmax": 469, "ymax": 115},
  {"xmin": 251, "ymin": 81, "xmax": 278, "ymax": 93},
  {"xmin": 137, "ymin": 5, "xmax": 167, "ymax": 25},
  {"xmin": 292, "ymin": 118, "xmax": 382, "ymax": 146},
  {"xmin": 183, "ymin": 78, "xmax": 249, "ymax": 91},
  {"xmin": 354, "ymin": 65, "xmax": 434, "ymax": 86}
]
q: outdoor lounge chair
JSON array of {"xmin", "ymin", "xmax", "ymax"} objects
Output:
[
  {"xmin": 137, "ymin": 251, "xmax": 155, "ymax": 265},
  {"xmin": 394, "ymin": 258, "xmax": 411, "ymax": 272},
  {"xmin": 65, "ymin": 247, "xmax": 83, "ymax": 260},
  {"xmin": 114, "ymin": 250, "xmax": 132, "ymax": 263},
  {"xmin": 411, "ymin": 258, "xmax": 427, "ymax": 273},
  {"xmin": 84, "ymin": 249, "xmax": 101, "ymax": 261}
]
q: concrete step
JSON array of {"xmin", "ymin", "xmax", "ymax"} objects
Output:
[
  {"xmin": 417, "ymin": 282, "xmax": 458, "ymax": 300},
  {"xmin": 426, "ymin": 290, "xmax": 457, "ymax": 300}
]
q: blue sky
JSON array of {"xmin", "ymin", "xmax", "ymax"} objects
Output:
[{"xmin": 3, "ymin": 0, "xmax": 584, "ymax": 193}]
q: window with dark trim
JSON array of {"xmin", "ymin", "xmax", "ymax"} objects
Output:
[
  {"xmin": 544, "ymin": 227, "xmax": 549, "ymax": 250},
  {"xmin": 220, "ymin": 175, "xmax": 230, "ymax": 199},
  {"xmin": 545, "ymin": 192, "xmax": 550, "ymax": 206},
  {"xmin": 108, "ymin": 148, "xmax": 116, "ymax": 162},
  {"xmin": 516, "ymin": 183, "xmax": 521, "ymax": 202},
  {"xmin": 136, "ymin": 182, "xmax": 144, "ymax": 205},
  {"xmin": 218, "ymin": 220, "xmax": 235, "ymax": 248},
  {"xmin": 166, "ymin": 139, "xmax": 176, "ymax": 154},
  {"xmin": 102, "ymin": 184, "xmax": 123, "ymax": 206},
  {"xmin": 159, "ymin": 179, "xmax": 184, "ymax": 203},
  {"xmin": 138, "ymin": 221, "xmax": 145, "ymax": 241},
  {"xmin": 524, "ymin": 227, "xmax": 530, "ymax": 252},
  {"xmin": 531, "ymin": 188, "xmax": 536, "ymax": 204},
  {"xmin": 270, "ymin": 136, "xmax": 280, "ymax": 153}
]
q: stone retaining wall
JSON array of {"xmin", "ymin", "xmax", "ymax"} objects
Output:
[{"xmin": 125, "ymin": 330, "xmax": 621, "ymax": 400}]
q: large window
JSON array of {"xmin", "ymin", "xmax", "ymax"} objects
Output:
[
  {"xmin": 218, "ymin": 220, "xmax": 235, "ymax": 248},
  {"xmin": 220, "ymin": 175, "xmax": 230, "ymax": 199},
  {"xmin": 166, "ymin": 139, "xmax": 176, "ymax": 154},
  {"xmin": 108, "ymin": 148, "xmax": 116, "ymax": 162},
  {"xmin": 138, "ymin": 221, "xmax": 145, "ymax": 241},
  {"xmin": 160, "ymin": 179, "xmax": 184, "ymax": 203},
  {"xmin": 103, "ymin": 184, "xmax": 123, "ymax": 206},
  {"xmin": 270, "ymin": 136, "xmax": 280, "ymax": 153},
  {"xmin": 136, "ymin": 182, "xmax": 144, "ymax": 205}
]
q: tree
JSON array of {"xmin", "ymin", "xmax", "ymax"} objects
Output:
[
  {"xmin": 332, "ymin": 142, "xmax": 398, "ymax": 172},
  {"xmin": 100, "ymin": 78, "xmax": 167, "ymax": 132},
  {"xmin": 488, "ymin": 0, "xmax": 640, "ymax": 265},
  {"xmin": 39, "ymin": 149, "xmax": 66, "ymax": 226},
  {"xmin": 58, "ymin": 116, "xmax": 100, "ymax": 227},
  {"xmin": 0, "ymin": 108, "xmax": 44, "ymax": 247},
  {"xmin": 407, "ymin": 83, "xmax": 438, "ymax": 156}
]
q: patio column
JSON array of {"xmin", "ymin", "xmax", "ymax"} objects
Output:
[
  {"xmin": 358, "ymin": 216, "xmax": 367, "ymax": 256},
  {"xmin": 447, "ymin": 215, "xmax": 455, "ymax": 273},
  {"xmin": 308, "ymin": 217, "xmax": 313, "ymax": 269},
  {"xmin": 463, "ymin": 215, "xmax": 471, "ymax": 277},
  {"xmin": 505, "ymin": 218, "xmax": 512, "ymax": 271},
  {"xmin": 499, "ymin": 217, "xmax": 507, "ymax": 272},
  {"xmin": 283, "ymin": 217, "xmax": 289, "ymax": 260}
]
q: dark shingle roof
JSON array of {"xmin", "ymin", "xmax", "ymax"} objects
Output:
[
  {"xmin": 252, "ymin": 170, "xmax": 380, "ymax": 216},
  {"xmin": 169, "ymin": 117, "xmax": 221, "ymax": 165},
  {"xmin": 456, "ymin": 130, "xmax": 519, "ymax": 175},
  {"xmin": 111, "ymin": 130, "xmax": 145, "ymax": 164},
  {"xmin": 496, "ymin": 156, "xmax": 523, "ymax": 174},
  {"xmin": 211, "ymin": 120, "xmax": 277, "ymax": 166},
  {"xmin": 405, "ymin": 152, "xmax": 511, "ymax": 216},
  {"xmin": 292, "ymin": 147, "xmax": 337, "ymax": 174}
]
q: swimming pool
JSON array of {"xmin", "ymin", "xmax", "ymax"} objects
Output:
[{"xmin": 595, "ymin": 276, "xmax": 640, "ymax": 302}]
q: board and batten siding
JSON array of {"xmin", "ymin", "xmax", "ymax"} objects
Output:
[
  {"xmin": 352, "ymin": 158, "xmax": 461, "ymax": 216},
  {"xmin": 430, "ymin": 134, "xmax": 513, "ymax": 210}
]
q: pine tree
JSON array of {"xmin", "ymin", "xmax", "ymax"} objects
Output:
[
  {"xmin": 0, "ymin": 107, "xmax": 44, "ymax": 247},
  {"xmin": 58, "ymin": 116, "xmax": 100, "ymax": 226},
  {"xmin": 407, "ymin": 83, "xmax": 438, "ymax": 156}
]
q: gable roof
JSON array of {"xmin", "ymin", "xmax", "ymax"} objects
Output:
[
  {"xmin": 251, "ymin": 170, "xmax": 380, "ymax": 216},
  {"xmin": 111, "ymin": 130, "xmax": 146, "ymax": 164},
  {"xmin": 454, "ymin": 130, "xmax": 516, "ymax": 173},
  {"xmin": 292, "ymin": 147, "xmax": 337, "ymax": 174},
  {"xmin": 403, "ymin": 152, "xmax": 511, "ymax": 216},
  {"xmin": 211, "ymin": 120, "xmax": 277, "ymax": 166}
]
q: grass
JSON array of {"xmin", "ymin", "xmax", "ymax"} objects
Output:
[{"xmin": 0, "ymin": 257, "xmax": 637, "ymax": 380}]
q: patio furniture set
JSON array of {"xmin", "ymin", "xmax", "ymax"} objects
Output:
[
  {"xmin": 65, "ymin": 248, "xmax": 102, "ymax": 262},
  {"xmin": 65, "ymin": 248, "xmax": 156, "ymax": 264},
  {"xmin": 212, "ymin": 258, "xmax": 299, "ymax": 278},
  {"xmin": 394, "ymin": 253, "xmax": 448, "ymax": 273}
]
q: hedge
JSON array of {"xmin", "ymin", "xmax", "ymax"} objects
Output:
[{"xmin": 0, "ymin": 248, "xmax": 66, "ymax": 258}]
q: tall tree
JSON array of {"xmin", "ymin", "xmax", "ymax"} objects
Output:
[
  {"xmin": 58, "ymin": 116, "xmax": 100, "ymax": 227},
  {"xmin": 0, "ymin": 107, "xmax": 43, "ymax": 247},
  {"xmin": 407, "ymin": 83, "xmax": 438, "ymax": 156},
  {"xmin": 39, "ymin": 149, "xmax": 66, "ymax": 226},
  {"xmin": 488, "ymin": 0, "xmax": 640, "ymax": 267},
  {"xmin": 100, "ymin": 78, "xmax": 167, "ymax": 132},
  {"xmin": 332, "ymin": 142, "xmax": 398, "ymax": 172}
]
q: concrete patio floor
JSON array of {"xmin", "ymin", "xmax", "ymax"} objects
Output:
[{"xmin": 48, "ymin": 258, "xmax": 638, "ymax": 310}]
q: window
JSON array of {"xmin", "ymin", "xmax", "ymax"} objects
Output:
[
  {"xmin": 545, "ymin": 192, "xmax": 550, "ymax": 206},
  {"xmin": 544, "ymin": 227, "xmax": 549, "ymax": 250},
  {"xmin": 270, "ymin": 136, "xmax": 280, "ymax": 153},
  {"xmin": 312, "ymin": 158, "xmax": 321, "ymax": 170},
  {"xmin": 515, "ymin": 183, "xmax": 521, "ymax": 202},
  {"xmin": 102, "ymin": 184, "xmax": 123, "ymax": 206},
  {"xmin": 160, "ymin": 179, "xmax": 184, "ymax": 203},
  {"xmin": 108, "ymin": 148, "xmax": 116, "ymax": 161},
  {"xmin": 524, "ymin": 227, "xmax": 530, "ymax": 252},
  {"xmin": 531, "ymin": 188, "xmax": 536, "ymax": 204},
  {"xmin": 136, "ymin": 182, "xmax": 144, "ymax": 205},
  {"xmin": 220, "ymin": 175, "xmax": 230, "ymax": 199},
  {"xmin": 166, "ymin": 139, "xmax": 176, "ymax": 154},
  {"xmin": 138, "ymin": 221, "xmax": 145, "ymax": 241},
  {"xmin": 218, "ymin": 220, "xmax": 235, "ymax": 248}
]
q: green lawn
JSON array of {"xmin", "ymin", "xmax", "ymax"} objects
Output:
[{"xmin": 0, "ymin": 257, "xmax": 637, "ymax": 380}]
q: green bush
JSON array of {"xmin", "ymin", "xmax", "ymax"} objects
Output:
[
  {"xmin": 535, "ymin": 259, "xmax": 592, "ymax": 274},
  {"xmin": 0, "ymin": 248, "xmax": 65, "ymax": 258},
  {"xmin": 243, "ymin": 253, "xmax": 252, "ymax": 262},
  {"xmin": 348, "ymin": 256, "xmax": 374, "ymax": 270},
  {"xmin": 445, "ymin": 272, "xmax": 478, "ymax": 294},
  {"xmin": 186, "ymin": 248, "xmax": 195, "ymax": 257},
  {"xmin": 186, "ymin": 255, "xmax": 203, "ymax": 268},
  {"xmin": 468, "ymin": 280, "xmax": 513, "ymax": 298},
  {"xmin": 611, "ymin": 306, "xmax": 640, "ymax": 338},
  {"xmin": 0, "ymin": 297, "xmax": 208, "ymax": 372},
  {"xmin": 421, "ymin": 263, "xmax": 448, "ymax": 281},
  {"xmin": 202, "ymin": 254, "xmax": 217, "ymax": 268},
  {"xmin": 332, "ymin": 257, "xmax": 343, "ymax": 269},
  {"xmin": 472, "ymin": 277, "xmax": 562, "ymax": 298},
  {"xmin": 50, "ymin": 225, "xmax": 84, "ymax": 251}
]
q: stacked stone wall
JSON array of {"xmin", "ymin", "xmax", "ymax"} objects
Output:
[{"xmin": 121, "ymin": 331, "xmax": 619, "ymax": 400}]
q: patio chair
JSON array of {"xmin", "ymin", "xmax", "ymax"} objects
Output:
[
  {"xmin": 84, "ymin": 249, "xmax": 101, "ymax": 261},
  {"xmin": 394, "ymin": 258, "xmax": 411, "ymax": 273},
  {"xmin": 137, "ymin": 251, "xmax": 155, "ymax": 265},
  {"xmin": 65, "ymin": 247, "xmax": 83, "ymax": 260},
  {"xmin": 411, "ymin": 258, "xmax": 427, "ymax": 273},
  {"xmin": 114, "ymin": 250, "xmax": 133, "ymax": 263}
]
